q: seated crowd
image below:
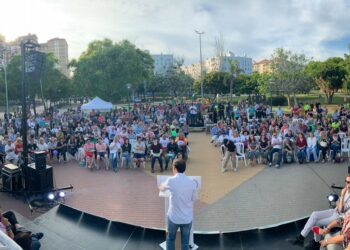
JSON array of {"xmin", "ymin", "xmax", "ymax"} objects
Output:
[
  {"xmin": 0, "ymin": 101, "xmax": 198, "ymax": 174},
  {"xmin": 209, "ymin": 101, "xmax": 350, "ymax": 173}
]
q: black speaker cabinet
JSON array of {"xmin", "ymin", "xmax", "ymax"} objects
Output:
[
  {"xmin": 34, "ymin": 151, "xmax": 47, "ymax": 172},
  {"xmin": 27, "ymin": 163, "xmax": 53, "ymax": 192},
  {"xmin": 2, "ymin": 167, "xmax": 22, "ymax": 192}
]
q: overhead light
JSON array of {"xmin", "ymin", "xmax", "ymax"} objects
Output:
[{"xmin": 58, "ymin": 191, "xmax": 65, "ymax": 198}]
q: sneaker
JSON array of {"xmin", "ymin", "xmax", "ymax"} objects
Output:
[
  {"xmin": 234, "ymin": 167, "xmax": 238, "ymax": 172},
  {"xmin": 304, "ymin": 240, "xmax": 320, "ymax": 250},
  {"xmin": 32, "ymin": 232, "xmax": 44, "ymax": 240},
  {"xmin": 322, "ymin": 159, "xmax": 325, "ymax": 163},
  {"xmin": 221, "ymin": 168, "xmax": 227, "ymax": 173},
  {"xmin": 275, "ymin": 164, "xmax": 280, "ymax": 168},
  {"xmin": 268, "ymin": 162, "xmax": 272, "ymax": 167},
  {"xmin": 286, "ymin": 235, "xmax": 304, "ymax": 246}
]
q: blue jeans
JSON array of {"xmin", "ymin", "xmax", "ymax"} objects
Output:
[
  {"xmin": 166, "ymin": 217, "xmax": 192, "ymax": 250},
  {"xmin": 109, "ymin": 152, "xmax": 118, "ymax": 170},
  {"xmin": 122, "ymin": 152, "xmax": 131, "ymax": 167},
  {"xmin": 306, "ymin": 146, "xmax": 317, "ymax": 161},
  {"xmin": 297, "ymin": 149, "xmax": 306, "ymax": 163},
  {"xmin": 32, "ymin": 236, "xmax": 41, "ymax": 250},
  {"xmin": 330, "ymin": 144, "xmax": 340, "ymax": 160}
]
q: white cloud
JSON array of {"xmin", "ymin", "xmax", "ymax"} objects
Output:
[{"xmin": 0, "ymin": 0, "xmax": 349, "ymax": 64}]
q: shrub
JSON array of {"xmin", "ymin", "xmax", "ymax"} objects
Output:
[{"xmin": 266, "ymin": 96, "xmax": 288, "ymax": 106}]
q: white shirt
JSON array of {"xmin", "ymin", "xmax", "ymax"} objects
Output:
[
  {"xmin": 163, "ymin": 173, "xmax": 198, "ymax": 224},
  {"xmin": 179, "ymin": 116, "xmax": 186, "ymax": 124},
  {"xmin": 307, "ymin": 136, "xmax": 317, "ymax": 148},
  {"xmin": 109, "ymin": 141, "xmax": 121, "ymax": 154},
  {"xmin": 271, "ymin": 136, "xmax": 282, "ymax": 149},
  {"xmin": 0, "ymin": 230, "xmax": 22, "ymax": 250},
  {"xmin": 38, "ymin": 143, "xmax": 48, "ymax": 151},
  {"xmin": 189, "ymin": 105, "xmax": 197, "ymax": 115},
  {"xmin": 159, "ymin": 137, "xmax": 169, "ymax": 148},
  {"xmin": 5, "ymin": 144, "xmax": 17, "ymax": 160}
]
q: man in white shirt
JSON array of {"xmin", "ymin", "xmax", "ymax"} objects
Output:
[
  {"xmin": 109, "ymin": 137, "xmax": 121, "ymax": 172},
  {"xmin": 268, "ymin": 131, "xmax": 282, "ymax": 168},
  {"xmin": 189, "ymin": 104, "xmax": 197, "ymax": 126},
  {"xmin": 159, "ymin": 160, "xmax": 198, "ymax": 250},
  {"xmin": 5, "ymin": 140, "xmax": 17, "ymax": 164},
  {"xmin": 275, "ymin": 106, "xmax": 284, "ymax": 117}
]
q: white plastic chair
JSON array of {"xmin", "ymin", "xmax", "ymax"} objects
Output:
[
  {"xmin": 338, "ymin": 132, "xmax": 346, "ymax": 143},
  {"xmin": 341, "ymin": 138, "xmax": 350, "ymax": 158},
  {"xmin": 235, "ymin": 142, "xmax": 247, "ymax": 168}
]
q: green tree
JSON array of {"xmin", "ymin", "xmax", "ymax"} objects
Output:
[
  {"xmin": 72, "ymin": 39, "xmax": 154, "ymax": 103},
  {"xmin": 194, "ymin": 71, "xmax": 230, "ymax": 95},
  {"xmin": 5, "ymin": 53, "xmax": 71, "ymax": 111},
  {"xmin": 344, "ymin": 45, "xmax": 350, "ymax": 98},
  {"xmin": 305, "ymin": 57, "xmax": 347, "ymax": 104},
  {"xmin": 228, "ymin": 59, "xmax": 241, "ymax": 99},
  {"xmin": 238, "ymin": 73, "xmax": 260, "ymax": 97},
  {"xmin": 269, "ymin": 48, "xmax": 313, "ymax": 107}
]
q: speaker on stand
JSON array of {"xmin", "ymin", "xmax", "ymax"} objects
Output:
[{"xmin": 26, "ymin": 151, "xmax": 53, "ymax": 192}]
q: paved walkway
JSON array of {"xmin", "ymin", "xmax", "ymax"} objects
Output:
[{"xmin": 1, "ymin": 132, "xmax": 348, "ymax": 232}]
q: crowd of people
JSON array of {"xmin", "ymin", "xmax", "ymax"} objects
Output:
[
  {"xmin": 0, "ymin": 101, "xmax": 204, "ymax": 174},
  {"xmin": 2, "ymin": 98, "xmax": 350, "ymax": 249},
  {"xmin": 209, "ymin": 101, "xmax": 350, "ymax": 173}
]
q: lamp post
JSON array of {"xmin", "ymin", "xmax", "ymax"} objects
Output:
[
  {"xmin": 127, "ymin": 83, "xmax": 131, "ymax": 110},
  {"xmin": 21, "ymin": 40, "xmax": 40, "ymax": 190},
  {"xmin": 195, "ymin": 30, "xmax": 204, "ymax": 100},
  {"xmin": 0, "ymin": 50, "xmax": 9, "ymax": 117}
]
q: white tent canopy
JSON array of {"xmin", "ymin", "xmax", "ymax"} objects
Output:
[{"xmin": 81, "ymin": 97, "xmax": 113, "ymax": 111}]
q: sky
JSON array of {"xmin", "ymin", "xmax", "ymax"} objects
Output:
[{"xmin": 0, "ymin": 0, "xmax": 350, "ymax": 64}]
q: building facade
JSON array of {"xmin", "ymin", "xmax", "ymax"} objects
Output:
[
  {"xmin": 44, "ymin": 38, "xmax": 69, "ymax": 77},
  {"xmin": 253, "ymin": 59, "xmax": 272, "ymax": 74},
  {"xmin": 0, "ymin": 34, "xmax": 70, "ymax": 77},
  {"xmin": 182, "ymin": 52, "xmax": 253, "ymax": 79},
  {"xmin": 151, "ymin": 54, "xmax": 174, "ymax": 75}
]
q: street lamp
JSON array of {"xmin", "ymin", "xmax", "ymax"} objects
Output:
[
  {"xmin": 195, "ymin": 30, "xmax": 204, "ymax": 100},
  {"xmin": 0, "ymin": 50, "xmax": 9, "ymax": 118},
  {"xmin": 126, "ymin": 83, "xmax": 131, "ymax": 110}
]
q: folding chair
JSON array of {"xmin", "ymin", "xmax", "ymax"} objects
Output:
[{"xmin": 235, "ymin": 142, "xmax": 247, "ymax": 168}]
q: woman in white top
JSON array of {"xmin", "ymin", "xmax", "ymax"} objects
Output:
[
  {"xmin": 306, "ymin": 131, "xmax": 318, "ymax": 162},
  {"xmin": 109, "ymin": 137, "xmax": 121, "ymax": 172},
  {"xmin": 37, "ymin": 138, "xmax": 49, "ymax": 161}
]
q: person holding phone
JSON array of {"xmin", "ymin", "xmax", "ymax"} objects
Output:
[{"xmin": 288, "ymin": 175, "xmax": 350, "ymax": 248}]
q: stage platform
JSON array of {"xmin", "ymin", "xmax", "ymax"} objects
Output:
[{"xmin": 13, "ymin": 204, "xmax": 311, "ymax": 250}]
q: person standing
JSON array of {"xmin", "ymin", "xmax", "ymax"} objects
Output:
[
  {"xmin": 221, "ymin": 138, "xmax": 236, "ymax": 173},
  {"xmin": 159, "ymin": 160, "xmax": 198, "ymax": 250}
]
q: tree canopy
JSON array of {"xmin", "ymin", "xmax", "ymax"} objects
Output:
[
  {"xmin": 72, "ymin": 39, "xmax": 154, "ymax": 102},
  {"xmin": 268, "ymin": 48, "xmax": 313, "ymax": 106},
  {"xmin": 305, "ymin": 57, "xmax": 347, "ymax": 103}
]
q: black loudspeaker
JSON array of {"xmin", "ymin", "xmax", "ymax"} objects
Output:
[
  {"xmin": 2, "ymin": 167, "xmax": 22, "ymax": 192},
  {"xmin": 27, "ymin": 163, "xmax": 53, "ymax": 191},
  {"xmin": 34, "ymin": 151, "xmax": 47, "ymax": 172}
]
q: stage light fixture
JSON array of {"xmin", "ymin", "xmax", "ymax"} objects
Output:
[
  {"xmin": 47, "ymin": 193, "xmax": 55, "ymax": 200},
  {"xmin": 58, "ymin": 191, "xmax": 65, "ymax": 198},
  {"xmin": 327, "ymin": 194, "xmax": 339, "ymax": 202}
]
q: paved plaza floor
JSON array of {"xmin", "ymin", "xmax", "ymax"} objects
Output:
[{"xmin": 1, "ymin": 132, "xmax": 348, "ymax": 233}]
